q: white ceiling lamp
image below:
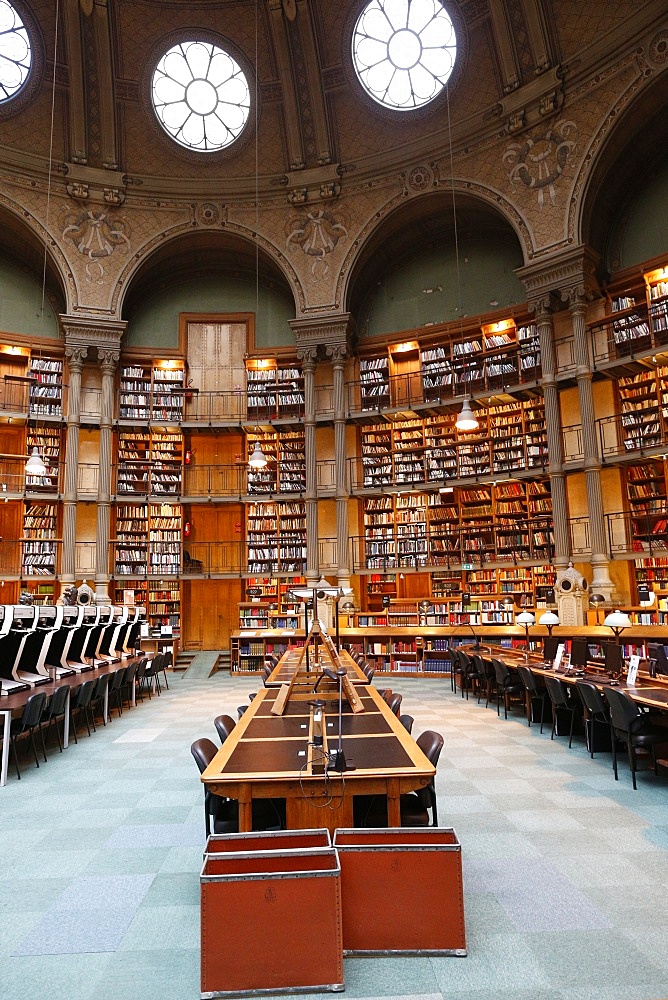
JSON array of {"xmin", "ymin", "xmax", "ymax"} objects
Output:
[
  {"xmin": 25, "ymin": 446, "xmax": 47, "ymax": 477},
  {"xmin": 456, "ymin": 396, "xmax": 478, "ymax": 431},
  {"xmin": 248, "ymin": 439, "xmax": 268, "ymax": 470}
]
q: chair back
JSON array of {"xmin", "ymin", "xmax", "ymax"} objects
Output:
[
  {"xmin": 416, "ymin": 729, "xmax": 444, "ymax": 767},
  {"xmin": 214, "ymin": 714, "xmax": 236, "ymax": 744},
  {"xmin": 493, "ymin": 658, "xmax": 510, "ymax": 685},
  {"xmin": 575, "ymin": 680, "xmax": 608, "ymax": 720},
  {"xmin": 387, "ymin": 692, "xmax": 403, "ymax": 716},
  {"xmin": 21, "ymin": 692, "xmax": 48, "ymax": 728},
  {"xmin": 191, "ymin": 737, "xmax": 218, "ymax": 774},
  {"xmin": 123, "ymin": 662, "xmax": 138, "ymax": 686},
  {"xmin": 399, "ymin": 713, "xmax": 414, "ymax": 734},
  {"xmin": 517, "ymin": 664, "xmax": 541, "ymax": 695},
  {"xmin": 544, "ymin": 674, "xmax": 569, "ymax": 708},
  {"xmin": 92, "ymin": 673, "xmax": 110, "ymax": 700},
  {"xmin": 604, "ymin": 686, "xmax": 640, "ymax": 733},
  {"xmin": 108, "ymin": 667, "xmax": 126, "ymax": 692},
  {"xmin": 46, "ymin": 685, "xmax": 69, "ymax": 719},
  {"xmin": 75, "ymin": 679, "xmax": 96, "ymax": 708}
]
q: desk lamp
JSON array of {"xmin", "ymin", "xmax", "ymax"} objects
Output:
[
  {"xmin": 501, "ymin": 595, "xmax": 514, "ymax": 623},
  {"xmin": 538, "ymin": 610, "xmax": 559, "ymax": 637},
  {"xmin": 603, "ymin": 609, "xmax": 631, "ymax": 641},
  {"xmin": 589, "ymin": 593, "xmax": 606, "ymax": 625},
  {"xmin": 516, "ymin": 611, "xmax": 535, "ymax": 653},
  {"xmin": 419, "ymin": 599, "xmax": 432, "ymax": 626},
  {"xmin": 341, "ymin": 600, "xmax": 355, "ymax": 628}
]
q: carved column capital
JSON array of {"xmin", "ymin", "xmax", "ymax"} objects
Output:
[
  {"xmin": 98, "ymin": 349, "xmax": 120, "ymax": 374},
  {"xmin": 326, "ymin": 343, "xmax": 347, "ymax": 367},
  {"xmin": 296, "ymin": 346, "xmax": 318, "ymax": 370},
  {"xmin": 65, "ymin": 345, "xmax": 88, "ymax": 372}
]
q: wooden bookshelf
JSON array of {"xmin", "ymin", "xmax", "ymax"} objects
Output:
[
  {"xmin": 246, "ymin": 501, "xmax": 306, "ymax": 576},
  {"xmin": 246, "ymin": 358, "xmax": 304, "ymax": 420},
  {"xmin": 246, "ymin": 427, "xmax": 306, "ymax": 495},
  {"xmin": 26, "ymin": 427, "xmax": 61, "ymax": 493},
  {"xmin": 22, "ymin": 501, "xmax": 57, "ymax": 577},
  {"xmin": 28, "ymin": 356, "xmax": 63, "ymax": 416}
]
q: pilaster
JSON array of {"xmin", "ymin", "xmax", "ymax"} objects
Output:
[{"xmin": 61, "ymin": 345, "xmax": 88, "ymax": 584}]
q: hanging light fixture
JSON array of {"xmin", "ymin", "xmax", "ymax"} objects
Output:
[
  {"xmin": 456, "ymin": 396, "xmax": 478, "ymax": 431},
  {"xmin": 248, "ymin": 439, "xmax": 268, "ymax": 470},
  {"xmin": 444, "ymin": 72, "xmax": 481, "ymax": 434},
  {"xmin": 25, "ymin": 446, "xmax": 47, "ymax": 477}
]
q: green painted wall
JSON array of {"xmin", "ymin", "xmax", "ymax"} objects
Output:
[
  {"xmin": 126, "ymin": 276, "xmax": 295, "ymax": 349},
  {"xmin": 615, "ymin": 161, "xmax": 668, "ymax": 270},
  {"xmin": 0, "ymin": 259, "xmax": 59, "ymax": 338},
  {"xmin": 360, "ymin": 237, "xmax": 525, "ymax": 338}
]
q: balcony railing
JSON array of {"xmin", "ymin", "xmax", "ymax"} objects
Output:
[{"xmin": 597, "ymin": 413, "xmax": 668, "ymax": 462}]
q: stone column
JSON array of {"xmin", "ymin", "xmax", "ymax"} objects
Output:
[
  {"xmin": 61, "ymin": 346, "xmax": 87, "ymax": 585},
  {"xmin": 569, "ymin": 289, "xmax": 614, "ymax": 600},
  {"xmin": 327, "ymin": 344, "xmax": 350, "ymax": 591},
  {"xmin": 534, "ymin": 297, "xmax": 570, "ymax": 571},
  {"xmin": 298, "ymin": 347, "xmax": 319, "ymax": 585},
  {"xmin": 95, "ymin": 349, "xmax": 119, "ymax": 600}
]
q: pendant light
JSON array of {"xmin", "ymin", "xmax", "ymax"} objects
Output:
[
  {"xmin": 248, "ymin": 439, "xmax": 268, "ymax": 470},
  {"xmin": 25, "ymin": 446, "xmax": 47, "ymax": 477},
  {"xmin": 456, "ymin": 396, "xmax": 478, "ymax": 431},
  {"xmin": 444, "ymin": 76, "xmax": 481, "ymax": 434}
]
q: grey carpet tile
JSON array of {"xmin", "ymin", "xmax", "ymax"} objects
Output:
[{"xmin": 1, "ymin": 670, "xmax": 667, "ymax": 1000}]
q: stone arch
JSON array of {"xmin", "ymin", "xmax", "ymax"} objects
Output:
[
  {"xmin": 0, "ymin": 194, "xmax": 73, "ymax": 319},
  {"xmin": 339, "ymin": 180, "xmax": 533, "ymax": 329}
]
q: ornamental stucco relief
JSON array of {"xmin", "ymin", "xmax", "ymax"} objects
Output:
[
  {"xmin": 503, "ymin": 120, "xmax": 578, "ymax": 210},
  {"xmin": 285, "ymin": 208, "xmax": 350, "ymax": 279},
  {"xmin": 62, "ymin": 208, "xmax": 131, "ymax": 283}
]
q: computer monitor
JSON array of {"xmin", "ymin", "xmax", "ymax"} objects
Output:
[
  {"xmin": 569, "ymin": 637, "xmax": 589, "ymax": 669},
  {"xmin": 647, "ymin": 643, "xmax": 668, "ymax": 676},
  {"xmin": 604, "ymin": 642, "xmax": 623, "ymax": 678},
  {"xmin": 543, "ymin": 636, "xmax": 559, "ymax": 662}
]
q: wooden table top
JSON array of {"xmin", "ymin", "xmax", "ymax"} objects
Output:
[
  {"xmin": 266, "ymin": 647, "xmax": 368, "ymax": 688},
  {"xmin": 0, "ymin": 657, "xmax": 134, "ymax": 713},
  {"xmin": 201, "ymin": 682, "xmax": 435, "ymax": 786}
]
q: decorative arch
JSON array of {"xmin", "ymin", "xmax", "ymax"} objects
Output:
[
  {"xmin": 570, "ymin": 52, "xmax": 668, "ymax": 273},
  {"xmin": 0, "ymin": 193, "xmax": 72, "ymax": 318},
  {"xmin": 338, "ymin": 179, "xmax": 533, "ymax": 323},
  {"xmin": 113, "ymin": 220, "xmax": 305, "ymax": 320}
]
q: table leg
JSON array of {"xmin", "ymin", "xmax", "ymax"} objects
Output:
[
  {"xmin": 1, "ymin": 709, "xmax": 11, "ymax": 786},
  {"xmin": 238, "ymin": 787, "xmax": 253, "ymax": 832},
  {"xmin": 103, "ymin": 684, "xmax": 109, "ymax": 725},
  {"xmin": 63, "ymin": 690, "xmax": 70, "ymax": 749},
  {"xmin": 386, "ymin": 779, "xmax": 401, "ymax": 827}
]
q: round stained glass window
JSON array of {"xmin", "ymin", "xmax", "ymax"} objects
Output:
[
  {"xmin": 152, "ymin": 40, "xmax": 250, "ymax": 152},
  {"xmin": 0, "ymin": 1, "xmax": 32, "ymax": 103},
  {"xmin": 352, "ymin": 0, "xmax": 457, "ymax": 111}
]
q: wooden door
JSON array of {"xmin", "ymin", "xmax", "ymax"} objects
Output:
[{"xmin": 182, "ymin": 578, "xmax": 243, "ymax": 651}]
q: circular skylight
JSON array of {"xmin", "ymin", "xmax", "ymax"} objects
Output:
[
  {"xmin": 0, "ymin": 1, "xmax": 32, "ymax": 103},
  {"xmin": 352, "ymin": 0, "xmax": 457, "ymax": 111},
  {"xmin": 152, "ymin": 40, "xmax": 250, "ymax": 151}
]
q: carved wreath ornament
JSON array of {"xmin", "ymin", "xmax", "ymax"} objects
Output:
[
  {"xmin": 62, "ymin": 209, "xmax": 131, "ymax": 283},
  {"xmin": 285, "ymin": 209, "xmax": 349, "ymax": 277},
  {"xmin": 503, "ymin": 120, "xmax": 577, "ymax": 209}
]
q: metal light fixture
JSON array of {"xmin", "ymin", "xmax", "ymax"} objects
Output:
[
  {"xmin": 419, "ymin": 599, "xmax": 432, "ymax": 625},
  {"xmin": 538, "ymin": 610, "xmax": 559, "ymax": 637},
  {"xmin": 248, "ymin": 439, "xmax": 268, "ymax": 470},
  {"xmin": 603, "ymin": 609, "xmax": 631, "ymax": 641},
  {"xmin": 455, "ymin": 396, "xmax": 479, "ymax": 431},
  {"xmin": 25, "ymin": 446, "xmax": 47, "ymax": 477}
]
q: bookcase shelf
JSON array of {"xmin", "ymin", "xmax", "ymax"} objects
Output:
[
  {"xmin": 119, "ymin": 360, "xmax": 186, "ymax": 422},
  {"xmin": 361, "ymin": 483, "xmax": 553, "ymax": 574},
  {"xmin": 22, "ymin": 501, "xmax": 57, "ymax": 576},
  {"xmin": 246, "ymin": 501, "xmax": 307, "ymax": 575},
  {"xmin": 116, "ymin": 429, "xmax": 183, "ymax": 496},
  {"xmin": 246, "ymin": 358, "xmax": 305, "ymax": 420},
  {"xmin": 26, "ymin": 427, "xmax": 61, "ymax": 493},
  {"xmin": 246, "ymin": 428, "xmax": 306, "ymax": 495},
  {"xmin": 356, "ymin": 400, "xmax": 548, "ymax": 489},
  {"xmin": 28, "ymin": 356, "xmax": 63, "ymax": 416}
]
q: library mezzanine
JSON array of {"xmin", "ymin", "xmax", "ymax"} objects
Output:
[{"xmin": 0, "ymin": 0, "xmax": 667, "ymax": 672}]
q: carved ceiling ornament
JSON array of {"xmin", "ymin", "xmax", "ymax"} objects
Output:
[
  {"xmin": 62, "ymin": 208, "xmax": 131, "ymax": 284},
  {"xmin": 503, "ymin": 119, "xmax": 578, "ymax": 209},
  {"xmin": 285, "ymin": 207, "xmax": 350, "ymax": 279}
]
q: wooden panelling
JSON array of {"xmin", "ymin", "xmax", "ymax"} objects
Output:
[{"xmin": 182, "ymin": 578, "xmax": 243, "ymax": 651}]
